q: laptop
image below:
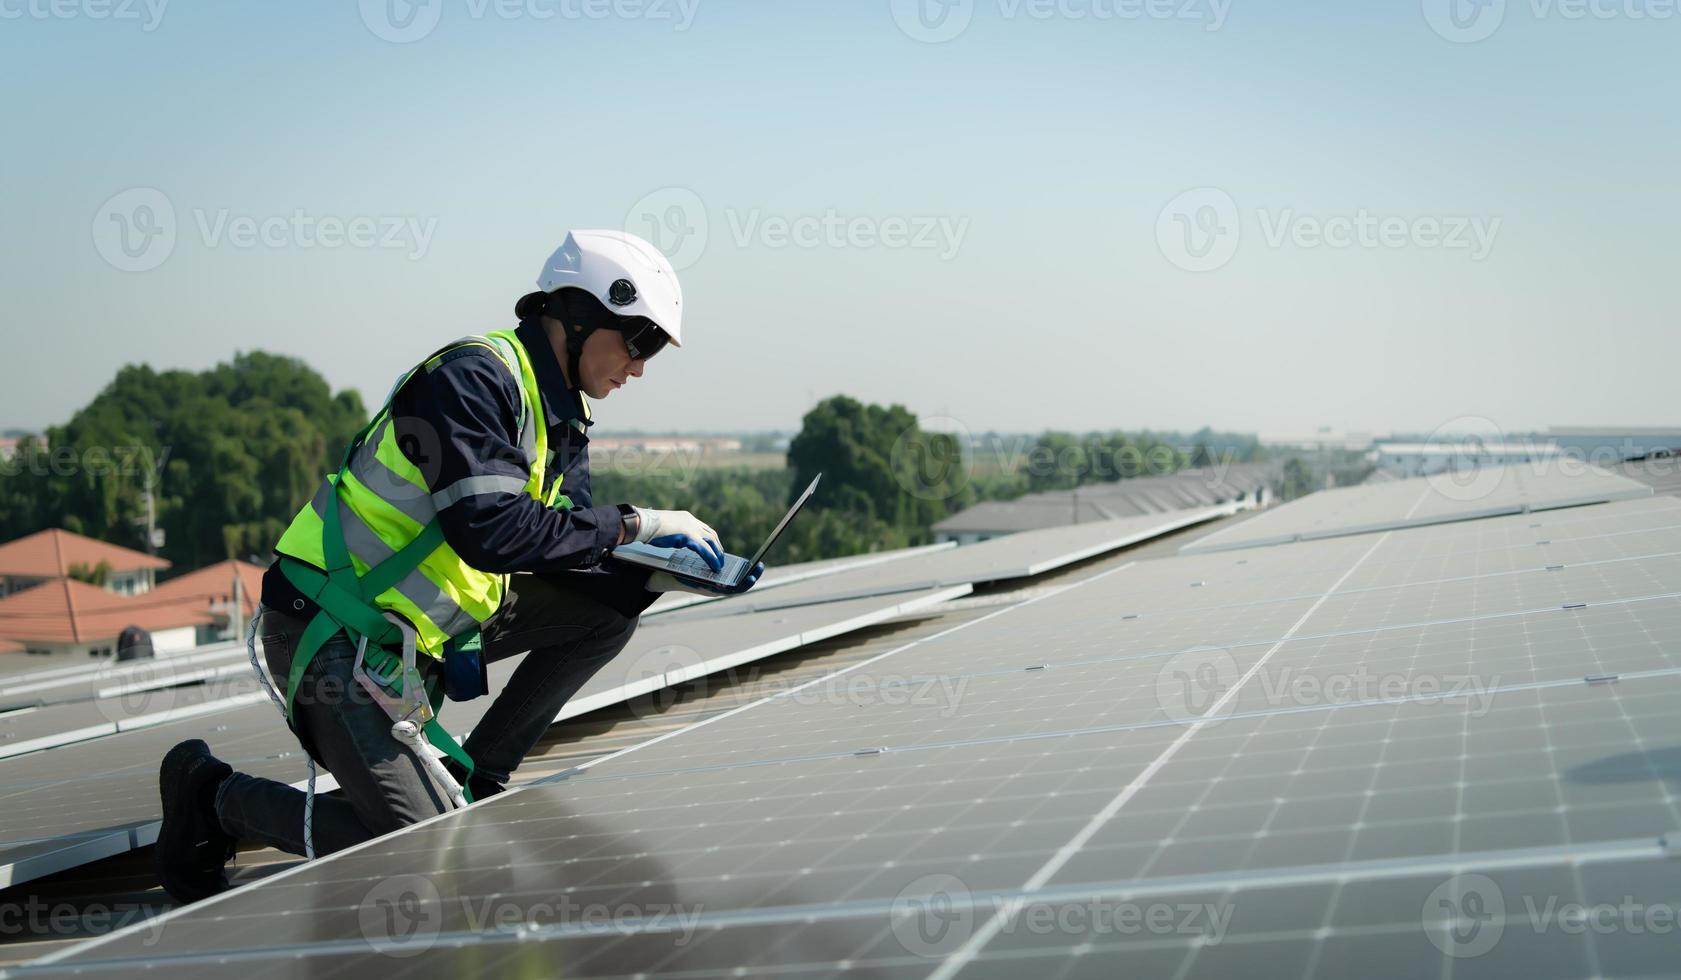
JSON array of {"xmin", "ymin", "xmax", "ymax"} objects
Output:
[{"xmin": 611, "ymin": 474, "xmax": 822, "ymax": 587}]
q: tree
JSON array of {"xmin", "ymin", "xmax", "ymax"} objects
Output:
[
  {"xmin": 0, "ymin": 352, "xmax": 366, "ymax": 570},
  {"xmin": 785, "ymin": 396, "xmax": 970, "ymax": 550}
]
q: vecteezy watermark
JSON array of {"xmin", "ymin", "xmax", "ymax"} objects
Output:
[
  {"xmin": 1422, "ymin": 0, "xmax": 1678, "ymax": 43},
  {"xmin": 624, "ymin": 187, "xmax": 970, "ymax": 270},
  {"xmin": 0, "ymin": 0, "xmax": 168, "ymax": 30},
  {"xmin": 357, "ymin": 873, "xmax": 704, "ymax": 956},
  {"xmin": 891, "ymin": 416, "xmax": 975, "ymax": 502},
  {"xmin": 1156, "ymin": 187, "xmax": 1502, "ymax": 272},
  {"xmin": 1156, "ymin": 646, "xmax": 1502, "ymax": 728},
  {"xmin": 890, "ymin": 0, "xmax": 1232, "ymax": 43},
  {"xmin": 0, "ymin": 442, "xmax": 169, "ymax": 479},
  {"xmin": 616, "ymin": 643, "xmax": 972, "ymax": 722},
  {"xmin": 889, "ymin": 874, "xmax": 1233, "ymax": 958},
  {"xmin": 0, "ymin": 897, "xmax": 169, "ymax": 945},
  {"xmin": 357, "ymin": 0, "xmax": 700, "ymax": 43},
  {"xmin": 92, "ymin": 187, "xmax": 438, "ymax": 272},
  {"xmin": 1156, "ymin": 645, "xmax": 1241, "ymax": 725},
  {"xmin": 1423, "ymin": 873, "xmax": 1681, "ymax": 958}
]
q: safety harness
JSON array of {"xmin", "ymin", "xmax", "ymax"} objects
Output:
[{"xmin": 251, "ymin": 357, "xmax": 485, "ymax": 858}]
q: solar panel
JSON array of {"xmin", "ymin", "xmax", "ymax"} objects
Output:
[
  {"xmin": 643, "ymin": 542, "xmax": 958, "ymax": 617},
  {"xmin": 37, "ymin": 490, "xmax": 1681, "ymax": 976},
  {"xmin": 655, "ymin": 507, "xmax": 1229, "ymax": 621},
  {"xmin": 1181, "ymin": 463, "xmax": 1657, "ymax": 555},
  {"xmin": 0, "ymin": 585, "xmax": 967, "ymax": 890}
]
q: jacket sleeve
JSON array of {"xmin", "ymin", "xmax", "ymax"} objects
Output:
[{"xmin": 389, "ymin": 348, "xmax": 624, "ymax": 574}]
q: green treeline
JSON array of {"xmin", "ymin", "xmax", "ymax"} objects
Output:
[{"xmin": 1, "ymin": 357, "xmax": 1270, "ymax": 572}]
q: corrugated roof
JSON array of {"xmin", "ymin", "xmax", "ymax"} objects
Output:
[
  {"xmin": 0, "ymin": 529, "xmax": 170, "ymax": 579},
  {"xmin": 0, "ymin": 579, "xmax": 211, "ymax": 645}
]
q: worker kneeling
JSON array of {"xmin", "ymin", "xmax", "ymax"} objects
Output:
[{"xmin": 153, "ymin": 231, "xmax": 761, "ymax": 902}]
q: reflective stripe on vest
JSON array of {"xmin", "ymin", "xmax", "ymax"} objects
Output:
[{"xmin": 274, "ymin": 330, "xmax": 558, "ymax": 658}]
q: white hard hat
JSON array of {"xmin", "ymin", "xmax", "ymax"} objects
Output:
[{"xmin": 535, "ymin": 230, "xmax": 683, "ymax": 347}]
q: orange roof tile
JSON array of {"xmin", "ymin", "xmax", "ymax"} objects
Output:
[
  {"xmin": 0, "ymin": 528, "xmax": 170, "ymax": 579},
  {"xmin": 148, "ymin": 559, "xmax": 265, "ymax": 617},
  {"xmin": 0, "ymin": 638, "xmax": 23, "ymax": 654},
  {"xmin": 0, "ymin": 578, "xmax": 210, "ymax": 645}
]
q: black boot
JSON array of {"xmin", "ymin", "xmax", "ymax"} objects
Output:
[
  {"xmin": 155, "ymin": 739, "xmax": 235, "ymax": 903},
  {"xmin": 444, "ymin": 758, "xmax": 504, "ymax": 802}
]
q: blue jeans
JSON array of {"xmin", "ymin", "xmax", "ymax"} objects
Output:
[{"xmin": 215, "ymin": 574, "xmax": 638, "ymax": 857}]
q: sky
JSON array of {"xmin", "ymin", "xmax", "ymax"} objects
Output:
[{"xmin": 2, "ymin": 0, "xmax": 1677, "ymax": 443}]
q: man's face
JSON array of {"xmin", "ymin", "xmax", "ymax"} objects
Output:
[{"xmin": 577, "ymin": 328, "xmax": 646, "ymax": 400}]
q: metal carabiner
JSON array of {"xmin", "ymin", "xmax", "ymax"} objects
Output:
[{"xmin": 353, "ymin": 613, "xmax": 466, "ymax": 808}]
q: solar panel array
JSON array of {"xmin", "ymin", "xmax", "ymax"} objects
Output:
[
  {"xmin": 657, "ymin": 507, "xmax": 1227, "ymax": 621},
  {"xmin": 0, "ymin": 584, "xmax": 967, "ymax": 888},
  {"xmin": 31, "ymin": 489, "xmax": 1681, "ymax": 977},
  {"xmin": 1180, "ymin": 462, "xmax": 1654, "ymax": 554},
  {"xmin": 0, "ymin": 545, "xmax": 971, "ymax": 884}
]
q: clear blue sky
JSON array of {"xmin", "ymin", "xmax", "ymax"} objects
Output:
[{"xmin": 3, "ymin": 0, "xmax": 1677, "ymax": 441}]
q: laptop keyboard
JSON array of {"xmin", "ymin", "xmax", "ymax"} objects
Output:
[{"xmin": 666, "ymin": 550, "xmax": 746, "ymax": 580}]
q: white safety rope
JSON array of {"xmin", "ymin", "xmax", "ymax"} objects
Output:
[{"xmin": 245, "ymin": 605, "xmax": 317, "ymax": 860}]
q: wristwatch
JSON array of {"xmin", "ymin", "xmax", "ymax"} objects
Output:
[{"xmin": 615, "ymin": 503, "xmax": 640, "ymax": 545}]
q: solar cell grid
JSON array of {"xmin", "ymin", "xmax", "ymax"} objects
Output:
[{"xmin": 28, "ymin": 490, "xmax": 1681, "ymax": 978}]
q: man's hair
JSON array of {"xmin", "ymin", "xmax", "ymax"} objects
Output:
[{"xmin": 516, "ymin": 287, "xmax": 654, "ymax": 335}]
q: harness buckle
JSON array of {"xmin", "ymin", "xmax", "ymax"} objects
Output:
[{"xmin": 352, "ymin": 613, "xmax": 435, "ymax": 728}]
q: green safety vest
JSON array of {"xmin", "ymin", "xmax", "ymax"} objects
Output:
[{"xmin": 269, "ymin": 330, "xmax": 580, "ymax": 798}]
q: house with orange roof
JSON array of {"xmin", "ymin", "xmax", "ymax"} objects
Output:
[
  {"xmin": 146, "ymin": 559, "xmax": 265, "ymax": 645},
  {"xmin": 0, "ymin": 577, "xmax": 212, "ymax": 658},
  {"xmin": 0, "ymin": 528, "xmax": 171, "ymax": 600}
]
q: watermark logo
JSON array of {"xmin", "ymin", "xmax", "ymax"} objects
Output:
[
  {"xmin": 1425, "ymin": 873, "xmax": 1506, "ymax": 957},
  {"xmin": 359, "ymin": 0, "xmax": 444, "ymax": 41},
  {"xmin": 0, "ymin": 0, "xmax": 168, "ymax": 30},
  {"xmin": 359, "ymin": 0, "xmax": 700, "ymax": 41},
  {"xmin": 625, "ymin": 186, "xmax": 970, "ymax": 269},
  {"xmin": 620, "ymin": 643, "xmax": 707, "ymax": 721},
  {"xmin": 1156, "ymin": 188, "xmax": 1502, "ymax": 271},
  {"xmin": 891, "ymin": 873, "xmax": 975, "ymax": 957},
  {"xmin": 1156, "ymin": 645, "xmax": 1240, "ymax": 725},
  {"xmin": 1425, "ymin": 0, "xmax": 1677, "ymax": 42},
  {"xmin": 1420, "ymin": 415, "xmax": 1510, "ymax": 504},
  {"xmin": 1422, "ymin": 0, "xmax": 1507, "ymax": 41},
  {"xmin": 93, "ymin": 187, "xmax": 176, "ymax": 273},
  {"xmin": 92, "ymin": 188, "xmax": 439, "ymax": 271},
  {"xmin": 625, "ymin": 187, "xmax": 710, "ymax": 271},
  {"xmin": 891, "ymin": 0, "xmax": 976, "ymax": 42},
  {"xmin": 892, "ymin": 0, "xmax": 1232, "ymax": 42},
  {"xmin": 359, "ymin": 874, "xmax": 445, "ymax": 956},
  {"xmin": 1157, "ymin": 187, "xmax": 1240, "ymax": 273},
  {"xmin": 891, "ymin": 416, "xmax": 975, "ymax": 502}
]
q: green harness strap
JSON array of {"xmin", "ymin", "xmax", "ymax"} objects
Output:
[{"xmin": 277, "ymin": 391, "xmax": 479, "ymax": 803}]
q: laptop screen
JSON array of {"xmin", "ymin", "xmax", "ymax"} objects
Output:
[{"xmin": 748, "ymin": 475, "xmax": 822, "ymax": 567}]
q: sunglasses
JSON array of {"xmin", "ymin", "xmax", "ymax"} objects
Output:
[{"xmin": 621, "ymin": 320, "xmax": 671, "ymax": 361}]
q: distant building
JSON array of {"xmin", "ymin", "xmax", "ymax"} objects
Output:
[
  {"xmin": 1371, "ymin": 441, "xmax": 1560, "ymax": 478},
  {"xmin": 932, "ymin": 464, "xmax": 1276, "ymax": 545},
  {"xmin": 1539, "ymin": 427, "xmax": 1681, "ymax": 464},
  {"xmin": 0, "ymin": 528, "xmax": 170, "ymax": 599},
  {"xmin": 589, "ymin": 436, "xmax": 745, "ymax": 455}
]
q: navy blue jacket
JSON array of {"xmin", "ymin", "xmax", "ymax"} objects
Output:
[{"xmin": 263, "ymin": 319, "xmax": 654, "ymax": 620}]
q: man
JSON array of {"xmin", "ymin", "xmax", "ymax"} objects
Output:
[{"xmin": 153, "ymin": 230, "xmax": 761, "ymax": 902}]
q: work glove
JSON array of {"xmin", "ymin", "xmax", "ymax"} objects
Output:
[
  {"xmin": 646, "ymin": 562, "xmax": 765, "ymax": 597},
  {"xmin": 633, "ymin": 507, "xmax": 725, "ymax": 571}
]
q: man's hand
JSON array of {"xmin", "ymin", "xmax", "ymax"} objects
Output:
[
  {"xmin": 633, "ymin": 508, "xmax": 725, "ymax": 570},
  {"xmin": 646, "ymin": 562, "xmax": 765, "ymax": 597}
]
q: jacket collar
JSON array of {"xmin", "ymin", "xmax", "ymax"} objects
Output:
[{"xmin": 515, "ymin": 318, "xmax": 591, "ymax": 429}]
